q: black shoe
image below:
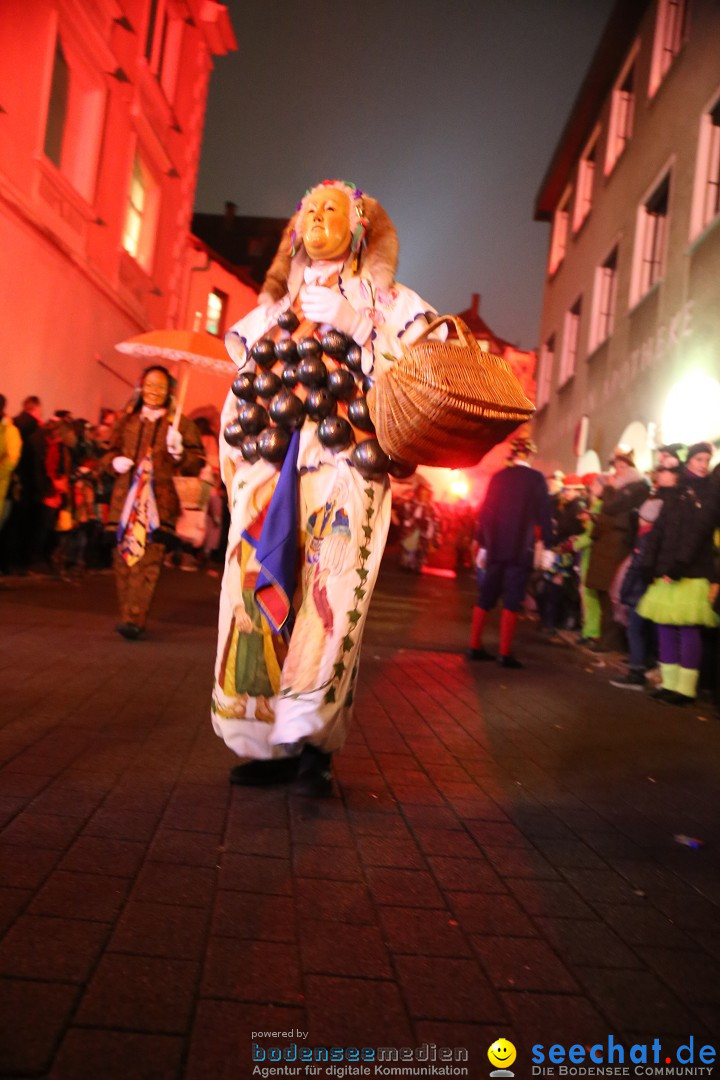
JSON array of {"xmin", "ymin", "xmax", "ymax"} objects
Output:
[
  {"xmin": 293, "ymin": 744, "xmax": 333, "ymax": 798},
  {"xmin": 498, "ymin": 655, "xmax": 523, "ymax": 669},
  {"xmin": 116, "ymin": 622, "xmax": 143, "ymax": 640},
  {"xmin": 229, "ymin": 757, "xmax": 300, "ymax": 786},
  {"xmin": 649, "ymin": 687, "xmax": 677, "ymax": 702},
  {"xmin": 656, "ymin": 691, "xmax": 694, "ymax": 707},
  {"xmin": 609, "ymin": 672, "xmax": 646, "ymax": 690},
  {"xmin": 466, "ymin": 647, "xmax": 496, "ymax": 661}
]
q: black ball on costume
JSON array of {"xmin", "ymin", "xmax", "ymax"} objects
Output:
[
  {"xmin": 249, "ymin": 338, "xmax": 276, "ymax": 369},
  {"xmin": 253, "ymin": 369, "xmax": 282, "ymax": 399},
  {"xmin": 277, "ymin": 309, "xmax": 300, "ymax": 332},
  {"xmin": 305, "ymin": 387, "xmax": 337, "ymax": 421},
  {"xmin": 257, "ymin": 426, "xmax": 291, "ymax": 463},
  {"xmin": 317, "ymin": 416, "xmax": 353, "ymax": 451},
  {"xmin": 281, "ymin": 363, "xmax": 299, "ymax": 389},
  {"xmin": 297, "ymin": 337, "xmax": 322, "ymax": 360},
  {"xmin": 223, "ymin": 421, "xmax": 245, "ymax": 448},
  {"xmin": 274, "ymin": 337, "xmax": 298, "ymax": 364},
  {"xmin": 327, "ymin": 368, "xmax": 357, "ymax": 401},
  {"xmin": 344, "ymin": 343, "xmax": 362, "ymax": 371},
  {"xmin": 320, "ymin": 330, "xmax": 350, "ymax": 360},
  {"xmin": 297, "ymin": 357, "xmax": 327, "ymax": 387},
  {"xmin": 237, "ymin": 401, "xmax": 269, "ymax": 435},
  {"xmin": 240, "ymin": 436, "xmax": 259, "ymax": 462},
  {"xmin": 231, "ymin": 373, "xmax": 256, "ymax": 401},
  {"xmin": 352, "ymin": 438, "xmax": 389, "ymax": 479},
  {"xmin": 269, "ymin": 390, "xmax": 305, "ymax": 429},
  {"xmin": 347, "ymin": 396, "xmax": 375, "ymax": 433},
  {"xmin": 388, "ymin": 458, "xmax": 417, "ymax": 479}
]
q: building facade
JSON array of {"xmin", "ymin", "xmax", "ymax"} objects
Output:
[
  {"xmin": 0, "ymin": 0, "xmax": 237, "ymax": 421},
  {"xmin": 533, "ymin": 0, "xmax": 720, "ymax": 475}
]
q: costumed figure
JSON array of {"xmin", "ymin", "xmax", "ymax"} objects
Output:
[
  {"xmin": 467, "ymin": 435, "xmax": 554, "ymax": 668},
  {"xmin": 212, "ymin": 179, "xmax": 442, "ymax": 796},
  {"xmin": 104, "ymin": 366, "xmax": 204, "ymax": 639},
  {"xmin": 398, "ymin": 480, "xmax": 438, "ymax": 573}
]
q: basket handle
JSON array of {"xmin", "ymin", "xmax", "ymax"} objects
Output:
[{"xmin": 409, "ymin": 314, "xmax": 477, "ymax": 350}]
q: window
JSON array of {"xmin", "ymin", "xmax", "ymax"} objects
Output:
[
  {"xmin": 590, "ymin": 246, "xmax": 618, "ymax": 351},
  {"xmin": 206, "ymin": 290, "xmax": 227, "ymax": 336},
  {"xmin": 548, "ymin": 187, "xmax": 571, "ymax": 275},
  {"xmin": 121, "ymin": 152, "xmax": 160, "ymax": 272},
  {"xmin": 606, "ymin": 47, "xmax": 637, "ymax": 174},
  {"xmin": 537, "ymin": 335, "xmax": 555, "ymax": 408},
  {"xmin": 573, "ymin": 129, "xmax": 599, "ymax": 232},
  {"xmin": 690, "ymin": 93, "xmax": 720, "ymax": 239},
  {"xmin": 649, "ymin": 0, "xmax": 687, "ymax": 96},
  {"xmin": 559, "ymin": 299, "xmax": 582, "ymax": 386},
  {"xmin": 42, "ymin": 34, "xmax": 106, "ymax": 202},
  {"xmin": 631, "ymin": 171, "xmax": 670, "ymax": 304},
  {"xmin": 144, "ymin": 0, "xmax": 183, "ymax": 102}
]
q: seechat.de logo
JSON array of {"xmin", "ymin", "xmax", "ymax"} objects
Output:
[{"xmin": 488, "ymin": 1038, "xmax": 517, "ymax": 1077}]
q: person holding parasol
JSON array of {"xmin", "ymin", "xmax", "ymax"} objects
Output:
[{"xmin": 103, "ymin": 365, "xmax": 204, "ymax": 639}]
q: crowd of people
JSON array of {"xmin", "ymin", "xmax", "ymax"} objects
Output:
[
  {"xmin": 0, "ymin": 390, "xmax": 224, "ymax": 589},
  {"xmin": 4, "ymin": 386, "xmax": 719, "ymax": 711},
  {"xmin": 468, "ymin": 436, "xmax": 720, "ymax": 710},
  {"xmin": 390, "ymin": 480, "xmax": 475, "ymax": 575}
]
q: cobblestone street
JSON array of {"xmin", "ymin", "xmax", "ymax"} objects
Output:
[{"xmin": 1, "ymin": 565, "xmax": 719, "ymax": 1078}]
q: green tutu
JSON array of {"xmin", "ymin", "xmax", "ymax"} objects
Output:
[{"xmin": 637, "ymin": 577, "xmax": 720, "ymax": 627}]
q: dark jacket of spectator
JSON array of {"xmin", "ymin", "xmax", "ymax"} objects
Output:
[
  {"xmin": 585, "ymin": 477, "xmax": 648, "ymax": 591},
  {"xmin": 640, "ymin": 473, "xmax": 717, "ymax": 582}
]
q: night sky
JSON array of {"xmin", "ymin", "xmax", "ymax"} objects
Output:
[{"xmin": 195, "ymin": 0, "xmax": 615, "ymax": 350}]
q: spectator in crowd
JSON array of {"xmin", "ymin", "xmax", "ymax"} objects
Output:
[
  {"xmin": 610, "ymin": 452, "xmax": 683, "ymax": 690},
  {"xmin": 637, "ymin": 441, "xmax": 719, "ymax": 705},
  {"xmin": 0, "ymin": 394, "xmax": 21, "ymax": 538},
  {"xmin": 536, "ymin": 474, "xmax": 586, "ymax": 639},
  {"xmin": 656, "ymin": 442, "xmax": 685, "ymax": 473},
  {"xmin": 467, "ymin": 435, "xmax": 554, "ymax": 668},
  {"xmin": 7, "ymin": 395, "xmax": 46, "ymax": 572},
  {"xmin": 572, "ymin": 474, "xmax": 604, "ymax": 646},
  {"xmin": 39, "ymin": 413, "xmax": 78, "ymax": 576},
  {"xmin": 584, "ymin": 447, "xmax": 649, "ymax": 651}
]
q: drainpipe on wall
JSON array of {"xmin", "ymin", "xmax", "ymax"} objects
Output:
[{"xmin": 181, "ymin": 248, "xmax": 211, "ymax": 331}]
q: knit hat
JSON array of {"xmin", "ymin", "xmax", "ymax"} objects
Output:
[
  {"xmin": 657, "ymin": 442, "xmax": 685, "ymax": 464},
  {"xmin": 562, "ymin": 474, "xmax": 584, "ymax": 488},
  {"xmin": 610, "ymin": 446, "xmax": 635, "ymax": 467},
  {"xmin": 686, "ymin": 441, "xmax": 713, "ymax": 463},
  {"xmin": 581, "ymin": 472, "xmax": 598, "ymax": 486}
]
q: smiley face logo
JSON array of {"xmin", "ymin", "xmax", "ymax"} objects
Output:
[{"xmin": 488, "ymin": 1038, "xmax": 517, "ymax": 1074}]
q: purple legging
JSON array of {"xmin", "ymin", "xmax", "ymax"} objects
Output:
[{"xmin": 657, "ymin": 625, "xmax": 702, "ymax": 669}]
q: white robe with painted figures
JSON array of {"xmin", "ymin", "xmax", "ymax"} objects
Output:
[{"xmin": 212, "ymin": 270, "xmax": 440, "ymax": 761}]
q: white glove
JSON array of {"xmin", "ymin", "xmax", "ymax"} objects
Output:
[
  {"xmin": 166, "ymin": 428, "xmax": 183, "ymax": 459},
  {"xmin": 112, "ymin": 456, "xmax": 134, "ymax": 475},
  {"xmin": 301, "ymin": 285, "xmax": 373, "ymax": 345}
]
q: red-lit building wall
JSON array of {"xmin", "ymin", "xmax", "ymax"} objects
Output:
[{"xmin": 0, "ymin": 0, "xmax": 236, "ymax": 421}]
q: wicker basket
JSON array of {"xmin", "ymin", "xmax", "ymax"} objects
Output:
[{"xmin": 367, "ymin": 314, "xmax": 535, "ymax": 468}]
